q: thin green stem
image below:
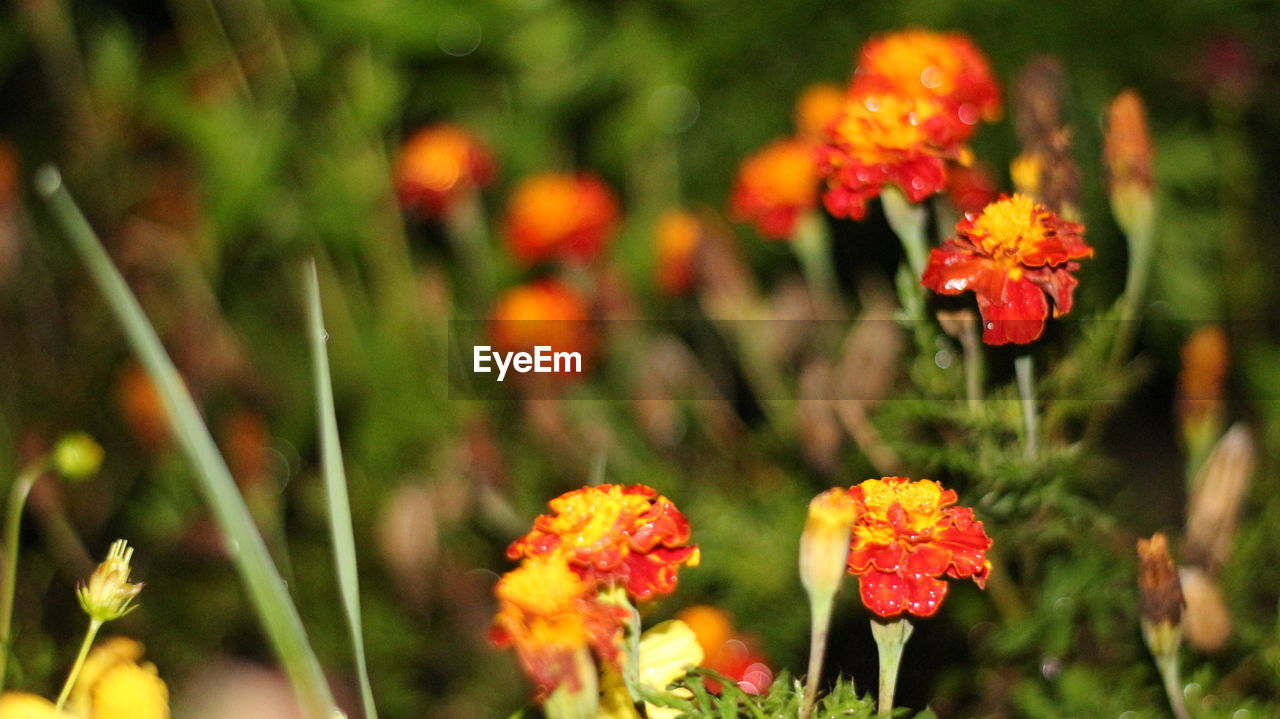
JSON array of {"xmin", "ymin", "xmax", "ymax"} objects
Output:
[
  {"xmin": 306, "ymin": 263, "xmax": 378, "ymax": 719},
  {"xmin": 1109, "ymin": 217, "xmax": 1155, "ymax": 369},
  {"xmin": 1155, "ymin": 652, "xmax": 1191, "ymax": 719},
  {"xmin": 870, "ymin": 617, "xmax": 914, "ymax": 716},
  {"xmin": 443, "ymin": 190, "xmax": 496, "ymax": 310},
  {"xmin": 799, "ymin": 601, "xmax": 833, "ymax": 719},
  {"xmin": 54, "ymin": 618, "xmax": 101, "ymax": 710},
  {"xmin": 957, "ymin": 317, "xmax": 983, "ymax": 409},
  {"xmin": 0, "ymin": 460, "xmax": 49, "ymax": 691},
  {"xmin": 37, "ymin": 166, "xmax": 339, "ymax": 719},
  {"xmin": 1015, "ymin": 354, "xmax": 1038, "ymax": 460}
]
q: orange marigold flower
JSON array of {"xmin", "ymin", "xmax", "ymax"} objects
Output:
[
  {"xmin": 817, "ymin": 90, "xmax": 962, "ymax": 220},
  {"xmin": 673, "ymin": 607, "xmax": 772, "ymax": 695},
  {"xmin": 845, "ymin": 477, "xmax": 992, "ymax": 618},
  {"xmin": 395, "ymin": 124, "xmax": 496, "ymax": 217},
  {"xmin": 503, "ymin": 173, "xmax": 619, "ymax": 265},
  {"xmin": 489, "ymin": 280, "xmax": 594, "ymax": 375},
  {"xmin": 853, "ymin": 28, "xmax": 1001, "ymax": 144},
  {"xmin": 730, "ymin": 137, "xmax": 819, "ymax": 239},
  {"xmin": 491, "ymin": 557, "xmax": 629, "ymax": 697},
  {"xmin": 654, "ymin": 210, "xmax": 702, "ymax": 295},
  {"xmin": 921, "ymin": 194, "xmax": 1092, "ymax": 345},
  {"xmin": 507, "ymin": 484, "xmax": 700, "ymax": 601},
  {"xmin": 794, "ymin": 83, "xmax": 846, "ymax": 141}
]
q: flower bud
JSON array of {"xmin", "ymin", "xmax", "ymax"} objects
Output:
[
  {"xmin": 1137, "ymin": 533, "xmax": 1183, "ymax": 658},
  {"xmin": 78, "ymin": 540, "xmax": 144, "ymax": 623},
  {"xmin": 1176, "ymin": 326, "xmax": 1229, "ymax": 460},
  {"xmin": 799, "ymin": 489, "xmax": 857, "ymax": 601},
  {"xmin": 1105, "ymin": 90, "xmax": 1156, "ymax": 236},
  {"xmin": 53, "ymin": 433, "xmax": 104, "ymax": 481}
]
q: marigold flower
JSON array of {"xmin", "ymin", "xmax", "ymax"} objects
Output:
[
  {"xmin": 799, "ymin": 489, "xmax": 858, "ymax": 600},
  {"xmin": 852, "ymin": 28, "xmax": 1001, "ymax": 144},
  {"xmin": 673, "ymin": 607, "xmax": 772, "ymax": 695},
  {"xmin": 507, "ymin": 484, "xmax": 700, "ymax": 601},
  {"xmin": 654, "ymin": 210, "xmax": 701, "ymax": 295},
  {"xmin": 489, "ymin": 280, "xmax": 594, "ymax": 376},
  {"xmin": 730, "ymin": 137, "xmax": 819, "ymax": 239},
  {"xmin": 845, "ymin": 477, "xmax": 992, "ymax": 618},
  {"xmin": 1104, "ymin": 91, "xmax": 1154, "ymax": 196},
  {"xmin": 491, "ymin": 558, "xmax": 629, "ymax": 697},
  {"xmin": 794, "ymin": 83, "xmax": 846, "ymax": 141},
  {"xmin": 503, "ymin": 173, "xmax": 619, "ymax": 265},
  {"xmin": 921, "ymin": 194, "xmax": 1092, "ymax": 345},
  {"xmin": 78, "ymin": 540, "xmax": 144, "ymax": 624},
  {"xmin": 1137, "ymin": 533, "xmax": 1183, "ymax": 627},
  {"xmin": 395, "ymin": 124, "xmax": 496, "ymax": 217},
  {"xmin": 817, "ymin": 90, "xmax": 961, "ymax": 220}
]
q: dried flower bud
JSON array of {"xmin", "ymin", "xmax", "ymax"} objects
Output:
[
  {"xmin": 799, "ymin": 489, "xmax": 857, "ymax": 601},
  {"xmin": 1178, "ymin": 566, "xmax": 1232, "ymax": 652},
  {"xmin": 53, "ymin": 433, "xmax": 104, "ymax": 481},
  {"xmin": 1013, "ymin": 57, "xmax": 1065, "ymax": 151},
  {"xmin": 1185, "ymin": 423, "xmax": 1254, "ymax": 571},
  {"xmin": 1137, "ymin": 533, "xmax": 1183, "ymax": 626},
  {"xmin": 79, "ymin": 540, "xmax": 144, "ymax": 623}
]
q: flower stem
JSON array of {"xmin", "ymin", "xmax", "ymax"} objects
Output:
[
  {"xmin": 1154, "ymin": 651, "xmax": 1191, "ymax": 719},
  {"xmin": 881, "ymin": 187, "xmax": 929, "ymax": 283},
  {"xmin": 600, "ymin": 585, "xmax": 643, "ymax": 704},
  {"xmin": 54, "ymin": 618, "xmax": 102, "ymax": 711},
  {"xmin": 800, "ymin": 601, "xmax": 833, "ymax": 719},
  {"xmin": 870, "ymin": 614, "xmax": 911, "ymax": 711},
  {"xmin": 870, "ymin": 616, "xmax": 913, "ymax": 716},
  {"xmin": 791, "ymin": 211, "xmax": 838, "ymax": 308},
  {"xmin": 957, "ymin": 317, "xmax": 984, "ymax": 409},
  {"xmin": 1109, "ymin": 216, "xmax": 1155, "ymax": 369},
  {"xmin": 1014, "ymin": 354, "xmax": 1038, "ymax": 460},
  {"xmin": 0, "ymin": 458, "xmax": 48, "ymax": 692}
]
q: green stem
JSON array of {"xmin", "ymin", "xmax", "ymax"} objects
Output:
[
  {"xmin": 1015, "ymin": 354, "xmax": 1038, "ymax": 460},
  {"xmin": 443, "ymin": 189, "xmax": 496, "ymax": 311},
  {"xmin": 799, "ymin": 600, "xmax": 833, "ymax": 719},
  {"xmin": 1155, "ymin": 652, "xmax": 1191, "ymax": 719},
  {"xmin": 37, "ymin": 166, "xmax": 339, "ymax": 719},
  {"xmin": 1109, "ymin": 217, "xmax": 1155, "ymax": 368},
  {"xmin": 54, "ymin": 618, "xmax": 101, "ymax": 710},
  {"xmin": 600, "ymin": 585, "xmax": 643, "ymax": 705},
  {"xmin": 881, "ymin": 187, "xmax": 929, "ymax": 287},
  {"xmin": 791, "ymin": 211, "xmax": 838, "ymax": 308},
  {"xmin": 870, "ymin": 617, "xmax": 913, "ymax": 716},
  {"xmin": 958, "ymin": 317, "xmax": 983, "ymax": 409},
  {"xmin": 0, "ymin": 459, "xmax": 48, "ymax": 691}
]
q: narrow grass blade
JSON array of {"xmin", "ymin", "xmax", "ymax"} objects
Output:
[
  {"xmin": 36, "ymin": 166, "xmax": 340, "ymax": 719},
  {"xmin": 305, "ymin": 262, "xmax": 378, "ymax": 719}
]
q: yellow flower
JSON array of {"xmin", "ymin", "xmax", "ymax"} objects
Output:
[
  {"xmin": 0, "ymin": 640, "xmax": 167, "ymax": 719},
  {"xmin": 598, "ymin": 620, "xmax": 703, "ymax": 719},
  {"xmin": 0, "ymin": 693, "xmax": 71, "ymax": 719},
  {"xmin": 88, "ymin": 663, "xmax": 168, "ymax": 719}
]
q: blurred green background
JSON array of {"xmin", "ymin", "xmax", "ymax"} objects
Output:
[{"xmin": 1, "ymin": 0, "xmax": 1279, "ymax": 717}]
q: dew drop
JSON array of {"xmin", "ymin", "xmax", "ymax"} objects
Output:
[
  {"xmin": 958, "ymin": 104, "xmax": 980, "ymax": 125},
  {"xmin": 920, "ymin": 66, "xmax": 942, "ymax": 89}
]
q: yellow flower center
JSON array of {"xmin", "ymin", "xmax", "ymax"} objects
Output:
[
  {"xmin": 543, "ymin": 487, "xmax": 651, "ymax": 555},
  {"xmin": 511, "ymin": 176, "xmax": 589, "ymax": 247},
  {"xmin": 971, "ymin": 194, "xmax": 1049, "ymax": 267},
  {"xmin": 833, "ymin": 93, "xmax": 937, "ymax": 164},
  {"xmin": 856, "ymin": 478, "xmax": 947, "ymax": 534},
  {"xmin": 497, "ymin": 559, "xmax": 588, "ymax": 616}
]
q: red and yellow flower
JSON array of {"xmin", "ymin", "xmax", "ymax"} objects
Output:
[
  {"xmin": 730, "ymin": 137, "xmax": 819, "ymax": 239},
  {"xmin": 921, "ymin": 194, "xmax": 1092, "ymax": 345},
  {"xmin": 507, "ymin": 484, "xmax": 700, "ymax": 601},
  {"xmin": 503, "ymin": 173, "xmax": 619, "ymax": 265},
  {"xmin": 675, "ymin": 606, "xmax": 773, "ymax": 695},
  {"xmin": 816, "ymin": 90, "xmax": 963, "ymax": 220},
  {"xmin": 491, "ymin": 557, "xmax": 629, "ymax": 697},
  {"xmin": 654, "ymin": 210, "xmax": 702, "ymax": 295},
  {"xmin": 845, "ymin": 477, "xmax": 992, "ymax": 618},
  {"xmin": 489, "ymin": 280, "xmax": 594, "ymax": 375},
  {"xmin": 852, "ymin": 28, "xmax": 1001, "ymax": 145},
  {"xmin": 395, "ymin": 124, "xmax": 496, "ymax": 217}
]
